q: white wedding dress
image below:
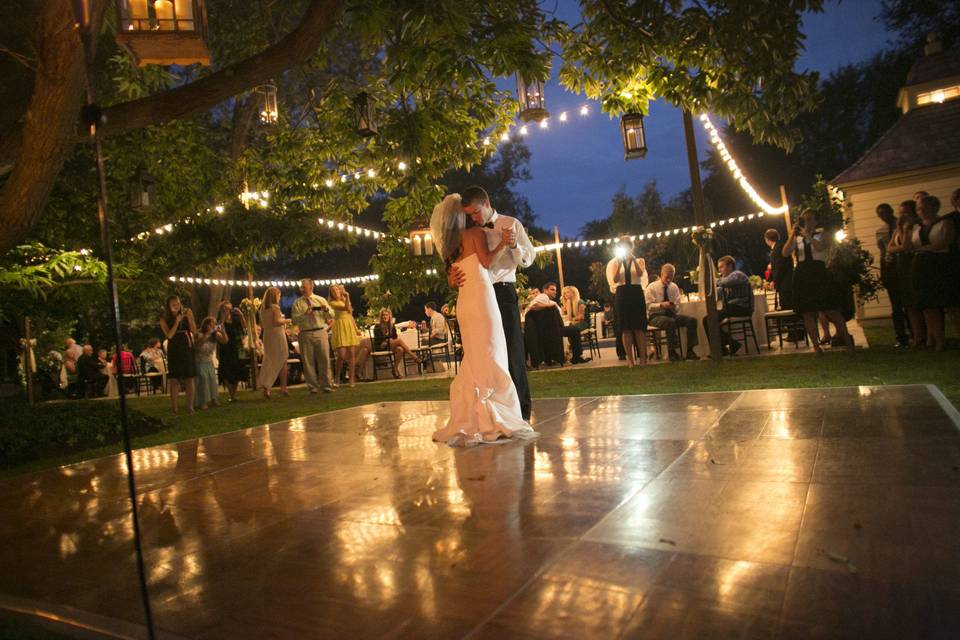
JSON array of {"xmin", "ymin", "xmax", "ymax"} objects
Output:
[{"xmin": 433, "ymin": 252, "xmax": 536, "ymax": 446}]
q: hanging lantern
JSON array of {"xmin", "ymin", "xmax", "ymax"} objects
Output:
[
  {"xmin": 620, "ymin": 113, "xmax": 647, "ymax": 160},
  {"xmin": 516, "ymin": 75, "xmax": 549, "ymax": 123},
  {"xmin": 115, "ymin": 0, "xmax": 211, "ymax": 66},
  {"xmin": 353, "ymin": 92, "xmax": 378, "ymax": 137},
  {"xmin": 130, "ymin": 166, "xmax": 155, "ymax": 209},
  {"xmin": 254, "ymin": 83, "xmax": 279, "ymax": 125},
  {"xmin": 408, "ymin": 219, "xmax": 434, "ymax": 257}
]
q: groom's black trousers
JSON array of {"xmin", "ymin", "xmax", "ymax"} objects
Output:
[{"xmin": 492, "ymin": 282, "xmax": 532, "ymax": 420}]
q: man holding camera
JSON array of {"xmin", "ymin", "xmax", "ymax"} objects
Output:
[{"xmin": 292, "ymin": 278, "xmax": 335, "ymax": 393}]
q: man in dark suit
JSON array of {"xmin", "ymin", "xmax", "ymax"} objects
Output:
[{"xmin": 76, "ymin": 344, "xmax": 108, "ymax": 397}]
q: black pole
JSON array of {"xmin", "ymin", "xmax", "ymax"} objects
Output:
[{"xmin": 76, "ymin": 3, "xmax": 156, "ymax": 637}]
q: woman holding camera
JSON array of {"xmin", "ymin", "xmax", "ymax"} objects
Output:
[
  {"xmin": 605, "ymin": 236, "xmax": 648, "ymax": 367},
  {"xmin": 783, "ymin": 209, "xmax": 854, "ymax": 354},
  {"xmin": 258, "ymin": 287, "xmax": 292, "ymax": 398},
  {"xmin": 216, "ymin": 301, "xmax": 247, "ymax": 401},
  {"xmin": 160, "ymin": 295, "xmax": 198, "ymax": 414}
]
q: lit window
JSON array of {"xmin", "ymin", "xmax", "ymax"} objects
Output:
[{"xmin": 916, "ymin": 85, "xmax": 960, "ymax": 106}]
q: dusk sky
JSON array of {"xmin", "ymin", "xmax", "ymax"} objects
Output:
[{"xmin": 506, "ymin": 0, "xmax": 893, "ymax": 237}]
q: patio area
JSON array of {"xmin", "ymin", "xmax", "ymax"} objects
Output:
[{"xmin": 1, "ymin": 384, "xmax": 958, "ymax": 638}]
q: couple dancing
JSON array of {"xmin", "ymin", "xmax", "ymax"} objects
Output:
[{"xmin": 430, "ymin": 187, "xmax": 538, "ymax": 447}]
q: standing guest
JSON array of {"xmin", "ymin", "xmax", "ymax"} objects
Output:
[
  {"xmin": 764, "ymin": 228, "xmax": 794, "ymax": 310},
  {"xmin": 216, "ymin": 301, "xmax": 246, "ymax": 402},
  {"xmin": 941, "ymin": 188, "xmax": 960, "ymax": 335},
  {"xmin": 194, "ymin": 317, "xmax": 227, "ymax": 409},
  {"xmin": 160, "ymin": 295, "xmax": 197, "ymax": 415},
  {"xmin": 783, "ymin": 209, "xmax": 854, "ymax": 354},
  {"xmin": 887, "ymin": 200, "xmax": 925, "ymax": 346},
  {"xmin": 77, "ymin": 345, "xmax": 107, "ymax": 397},
  {"xmin": 329, "ymin": 284, "xmax": 360, "ymax": 387},
  {"xmin": 646, "ymin": 263, "xmax": 700, "ymax": 361},
  {"xmin": 606, "ymin": 236, "xmax": 648, "ymax": 368},
  {"xmin": 703, "ymin": 256, "xmax": 753, "ymax": 355},
  {"xmin": 64, "ymin": 338, "xmax": 83, "ymax": 363},
  {"xmin": 875, "ymin": 203, "xmax": 910, "ymax": 347},
  {"xmin": 905, "ymin": 195, "xmax": 954, "ymax": 351},
  {"xmin": 425, "ymin": 301, "xmax": 449, "ymax": 345},
  {"xmin": 913, "ymin": 190, "xmax": 929, "ymax": 212},
  {"xmin": 368, "ymin": 308, "xmax": 420, "ymax": 378},
  {"xmin": 291, "ymin": 278, "xmax": 334, "ymax": 394},
  {"xmin": 257, "ymin": 287, "xmax": 291, "ymax": 398}
]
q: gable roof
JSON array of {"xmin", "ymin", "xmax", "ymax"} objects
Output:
[
  {"xmin": 905, "ymin": 49, "xmax": 960, "ymax": 86},
  {"xmin": 832, "ymin": 99, "xmax": 960, "ymax": 186}
]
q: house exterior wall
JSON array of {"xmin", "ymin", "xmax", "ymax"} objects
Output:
[{"xmin": 838, "ymin": 164, "xmax": 960, "ymax": 319}]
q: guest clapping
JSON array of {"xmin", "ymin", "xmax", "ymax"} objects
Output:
[
  {"xmin": 160, "ymin": 295, "xmax": 197, "ymax": 414},
  {"xmin": 329, "ymin": 284, "xmax": 361, "ymax": 387},
  {"xmin": 606, "ymin": 237, "xmax": 648, "ymax": 367},
  {"xmin": 647, "ymin": 264, "xmax": 699, "ymax": 361},
  {"xmin": 782, "ymin": 209, "xmax": 854, "ymax": 354},
  {"xmin": 195, "ymin": 317, "xmax": 227, "ymax": 409}
]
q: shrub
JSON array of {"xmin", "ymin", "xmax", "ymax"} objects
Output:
[{"xmin": 0, "ymin": 399, "xmax": 164, "ymax": 466}]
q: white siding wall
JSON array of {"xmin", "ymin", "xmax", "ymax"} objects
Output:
[{"xmin": 839, "ymin": 165, "xmax": 960, "ymax": 319}]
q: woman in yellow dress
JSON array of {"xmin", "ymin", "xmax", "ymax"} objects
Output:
[{"xmin": 329, "ymin": 284, "xmax": 361, "ymax": 387}]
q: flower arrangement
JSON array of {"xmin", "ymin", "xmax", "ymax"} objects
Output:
[
  {"xmin": 239, "ymin": 297, "xmax": 261, "ymax": 312},
  {"xmin": 690, "ymin": 227, "xmax": 714, "ymax": 250},
  {"xmin": 748, "ymin": 275, "xmax": 764, "ymax": 291}
]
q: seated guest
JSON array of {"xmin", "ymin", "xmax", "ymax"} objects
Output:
[
  {"xmin": 141, "ymin": 338, "xmax": 165, "ymax": 373},
  {"xmin": 368, "ymin": 308, "xmax": 420, "ymax": 378},
  {"xmin": 424, "ymin": 301, "xmax": 448, "ymax": 345},
  {"xmin": 703, "ymin": 256, "xmax": 752, "ymax": 355},
  {"xmin": 764, "ymin": 229, "xmax": 794, "ymax": 310},
  {"xmin": 523, "ymin": 284, "xmax": 565, "ymax": 367},
  {"xmin": 561, "ymin": 285, "xmax": 590, "ymax": 329},
  {"xmin": 646, "ymin": 263, "xmax": 699, "ymax": 361},
  {"xmin": 543, "ymin": 282, "xmax": 590, "ymax": 364},
  {"xmin": 112, "ymin": 344, "xmax": 137, "ymax": 376},
  {"xmin": 77, "ymin": 344, "xmax": 108, "ymax": 396}
]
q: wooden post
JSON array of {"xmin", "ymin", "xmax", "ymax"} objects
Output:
[
  {"xmin": 682, "ymin": 110, "xmax": 723, "ymax": 362},
  {"xmin": 553, "ymin": 225, "xmax": 565, "ymax": 290},
  {"xmin": 23, "ymin": 316, "xmax": 35, "ymax": 405},
  {"xmin": 779, "ymin": 184, "xmax": 792, "ymax": 232}
]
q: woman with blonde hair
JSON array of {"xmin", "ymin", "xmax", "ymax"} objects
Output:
[
  {"xmin": 371, "ymin": 307, "xmax": 419, "ymax": 378},
  {"xmin": 329, "ymin": 284, "xmax": 361, "ymax": 387},
  {"xmin": 257, "ymin": 287, "xmax": 292, "ymax": 398},
  {"xmin": 561, "ymin": 285, "xmax": 589, "ymax": 330}
]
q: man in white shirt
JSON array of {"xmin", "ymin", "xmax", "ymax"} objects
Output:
[
  {"xmin": 450, "ymin": 186, "xmax": 535, "ymax": 420},
  {"xmin": 646, "ymin": 263, "xmax": 700, "ymax": 361},
  {"xmin": 424, "ymin": 302, "xmax": 448, "ymax": 345},
  {"xmin": 291, "ymin": 278, "xmax": 335, "ymax": 393}
]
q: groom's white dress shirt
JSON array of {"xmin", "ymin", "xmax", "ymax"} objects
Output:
[{"xmin": 483, "ymin": 211, "xmax": 535, "ymax": 284}]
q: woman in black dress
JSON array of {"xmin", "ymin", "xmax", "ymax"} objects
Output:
[
  {"xmin": 782, "ymin": 209, "xmax": 853, "ymax": 354},
  {"xmin": 160, "ymin": 295, "xmax": 197, "ymax": 415},
  {"xmin": 905, "ymin": 195, "xmax": 954, "ymax": 351},
  {"xmin": 216, "ymin": 300, "xmax": 247, "ymax": 401},
  {"xmin": 887, "ymin": 200, "xmax": 924, "ymax": 346},
  {"xmin": 606, "ymin": 237, "xmax": 648, "ymax": 367},
  {"xmin": 943, "ymin": 188, "xmax": 960, "ymax": 335}
]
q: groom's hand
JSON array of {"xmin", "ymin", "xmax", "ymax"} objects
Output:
[
  {"xmin": 447, "ymin": 264, "xmax": 466, "ymax": 288},
  {"xmin": 501, "ymin": 228, "xmax": 516, "ymax": 247}
]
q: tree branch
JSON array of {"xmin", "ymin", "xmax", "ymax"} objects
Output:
[{"xmin": 94, "ymin": 0, "xmax": 342, "ymax": 138}]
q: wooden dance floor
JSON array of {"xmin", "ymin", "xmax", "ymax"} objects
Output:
[{"xmin": 1, "ymin": 385, "xmax": 959, "ymax": 638}]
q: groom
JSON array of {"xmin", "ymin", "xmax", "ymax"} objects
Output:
[{"xmin": 450, "ymin": 186, "xmax": 535, "ymax": 420}]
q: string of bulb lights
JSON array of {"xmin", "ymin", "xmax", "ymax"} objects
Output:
[{"xmin": 165, "ymin": 268, "xmax": 441, "ymax": 290}]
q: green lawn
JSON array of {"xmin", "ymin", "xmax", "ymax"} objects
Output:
[{"xmin": 5, "ymin": 326, "xmax": 959, "ymax": 477}]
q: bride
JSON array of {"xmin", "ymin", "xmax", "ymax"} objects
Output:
[{"xmin": 430, "ymin": 194, "xmax": 537, "ymax": 446}]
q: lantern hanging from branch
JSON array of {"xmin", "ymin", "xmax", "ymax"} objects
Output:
[
  {"xmin": 620, "ymin": 113, "xmax": 647, "ymax": 160},
  {"xmin": 115, "ymin": 0, "xmax": 211, "ymax": 66},
  {"xmin": 254, "ymin": 83, "xmax": 279, "ymax": 125},
  {"xmin": 130, "ymin": 166, "xmax": 155, "ymax": 209},
  {"xmin": 516, "ymin": 75, "xmax": 549, "ymax": 123},
  {"xmin": 353, "ymin": 92, "xmax": 378, "ymax": 137},
  {"xmin": 408, "ymin": 219, "xmax": 434, "ymax": 257}
]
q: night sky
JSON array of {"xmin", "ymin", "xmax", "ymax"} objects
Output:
[{"xmin": 506, "ymin": 0, "xmax": 892, "ymax": 236}]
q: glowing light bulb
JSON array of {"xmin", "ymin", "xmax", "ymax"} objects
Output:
[
  {"xmin": 579, "ymin": 105, "xmax": 589, "ymax": 116},
  {"xmin": 325, "ymin": 179, "xmax": 334, "ymax": 187},
  {"xmin": 559, "ymin": 112, "xmax": 568, "ymax": 122},
  {"xmin": 215, "ymin": 205, "xmax": 225, "ymax": 214},
  {"xmin": 500, "ymin": 132, "xmax": 510, "ymax": 142},
  {"xmin": 397, "ymin": 161, "xmax": 407, "ymax": 171},
  {"xmin": 519, "ymin": 125, "xmax": 529, "ymax": 135},
  {"xmin": 367, "ymin": 168, "xmax": 376, "ymax": 178},
  {"xmin": 539, "ymin": 119, "xmax": 548, "ymax": 129}
]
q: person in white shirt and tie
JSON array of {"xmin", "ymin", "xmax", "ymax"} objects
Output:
[
  {"xmin": 449, "ymin": 186, "xmax": 535, "ymax": 420},
  {"xmin": 645, "ymin": 263, "xmax": 700, "ymax": 361},
  {"xmin": 291, "ymin": 278, "xmax": 335, "ymax": 393}
]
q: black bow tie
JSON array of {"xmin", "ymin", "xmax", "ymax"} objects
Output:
[{"xmin": 482, "ymin": 222, "xmax": 495, "ymax": 229}]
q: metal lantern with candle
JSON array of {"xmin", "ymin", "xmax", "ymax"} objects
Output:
[
  {"xmin": 353, "ymin": 92, "xmax": 378, "ymax": 137},
  {"xmin": 620, "ymin": 113, "xmax": 647, "ymax": 159},
  {"xmin": 254, "ymin": 83, "xmax": 279, "ymax": 125},
  {"xmin": 130, "ymin": 166, "xmax": 155, "ymax": 210},
  {"xmin": 516, "ymin": 75, "xmax": 549, "ymax": 123},
  {"xmin": 115, "ymin": 0, "xmax": 211, "ymax": 66},
  {"xmin": 409, "ymin": 219, "xmax": 434, "ymax": 257}
]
